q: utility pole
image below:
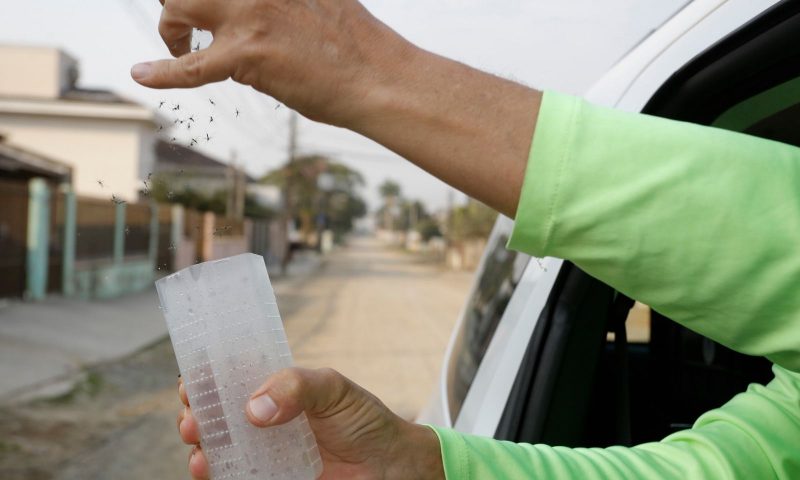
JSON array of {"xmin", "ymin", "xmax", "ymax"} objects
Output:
[
  {"xmin": 445, "ymin": 188, "xmax": 454, "ymax": 248},
  {"xmin": 226, "ymin": 150, "xmax": 245, "ymax": 219},
  {"xmin": 281, "ymin": 112, "xmax": 298, "ymax": 275}
]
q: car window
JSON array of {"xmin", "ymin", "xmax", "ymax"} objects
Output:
[{"xmin": 446, "ymin": 229, "xmax": 530, "ymax": 421}]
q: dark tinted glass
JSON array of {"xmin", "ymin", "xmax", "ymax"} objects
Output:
[{"xmin": 446, "ymin": 231, "xmax": 529, "ymax": 422}]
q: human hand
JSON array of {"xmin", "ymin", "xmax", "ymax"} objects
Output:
[
  {"xmin": 176, "ymin": 368, "xmax": 444, "ymax": 480},
  {"xmin": 132, "ymin": 0, "xmax": 415, "ymax": 126}
]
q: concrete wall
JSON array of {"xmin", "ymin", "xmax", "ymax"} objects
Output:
[
  {"xmin": 0, "ymin": 45, "xmax": 73, "ymax": 99},
  {"xmin": 0, "ymin": 113, "xmax": 154, "ymax": 202},
  {"xmin": 71, "ymin": 259, "xmax": 154, "ymax": 300}
]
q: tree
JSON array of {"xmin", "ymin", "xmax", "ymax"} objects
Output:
[
  {"xmin": 260, "ymin": 154, "xmax": 367, "ymax": 239},
  {"xmin": 378, "ymin": 180, "xmax": 402, "ymax": 231},
  {"xmin": 449, "ymin": 200, "xmax": 497, "ymax": 241},
  {"xmin": 147, "ymin": 179, "xmax": 274, "ymax": 219}
]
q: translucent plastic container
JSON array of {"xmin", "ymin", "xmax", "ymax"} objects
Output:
[{"xmin": 156, "ymin": 253, "xmax": 323, "ymax": 480}]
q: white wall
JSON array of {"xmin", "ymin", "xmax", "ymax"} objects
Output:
[
  {"xmin": 0, "ymin": 114, "xmax": 153, "ymax": 201},
  {"xmin": 0, "ymin": 45, "xmax": 73, "ymax": 99}
]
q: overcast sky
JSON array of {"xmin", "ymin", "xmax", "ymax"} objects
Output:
[{"xmin": 1, "ymin": 0, "xmax": 686, "ymax": 210}]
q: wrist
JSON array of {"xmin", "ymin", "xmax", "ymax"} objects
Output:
[
  {"xmin": 332, "ymin": 13, "xmax": 424, "ymax": 130},
  {"xmin": 386, "ymin": 421, "xmax": 445, "ymax": 480}
]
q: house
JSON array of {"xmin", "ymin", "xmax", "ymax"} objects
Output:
[
  {"xmin": 154, "ymin": 140, "xmax": 281, "ymax": 218},
  {"xmin": 154, "ymin": 139, "xmax": 240, "ymax": 194},
  {"xmin": 0, "ymin": 44, "xmax": 162, "ymax": 202},
  {"xmin": 0, "ymin": 134, "xmax": 72, "ymax": 184}
]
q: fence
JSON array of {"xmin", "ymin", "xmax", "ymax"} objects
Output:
[
  {"xmin": 1, "ymin": 176, "xmax": 287, "ymax": 300},
  {"xmin": 0, "ymin": 178, "xmax": 29, "ymax": 297},
  {"xmin": 75, "ymin": 197, "xmax": 116, "ymax": 261}
]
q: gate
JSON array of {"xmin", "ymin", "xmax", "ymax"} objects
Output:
[{"xmin": 0, "ymin": 179, "xmax": 29, "ymax": 297}]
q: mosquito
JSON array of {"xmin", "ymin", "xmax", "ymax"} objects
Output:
[
  {"xmin": 111, "ymin": 194, "xmax": 126, "ymax": 205},
  {"xmin": 97, "ymin": 180, "xmax": 104, "ymax": 188},
  {"xmin": 157, "ymin": 125, "xmax": 164, "ymax": 132},
  {"xmin": 209, "ymin": 98, "xmax": 216, "ymax": 106},
  {"xmin": 158, "ymin": 101, "xmax": 166, "ymax": 109},
  {"xmin": 205, "ymin": 133, "xmax": 212, "ymax": 142},
  {"xmin": 172, "ymin": 104, "xmax": 181, "ymax": 111},
  {"xmin": 235, "ymin": 108, "xmax": 241, "ymax": 118},
  {"xmin": 209, "ymin": 115, "xmax": 214, "ymax": 123},
  {"xmin": 189, "ymin": 138, "xmax": 198, "ymax": 147},
  {"xmin": 187, "ymin": 122, "xmax": 192, "ymax": 130},
  {"xmin": 193, "ymin": 42, "xmax": 200, "ymax": 52},
  {"xmin": 170, "ymin": 137, "xmax": 177, "ymax": 143}
]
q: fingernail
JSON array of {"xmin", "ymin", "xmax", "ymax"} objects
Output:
[
  {"xmin": 249, "ymin": 394, "xmax": 278, "ymax": 422},
  {"xmin": 131, "ymin": 62, "xmax": 152, "ymax": 80}
]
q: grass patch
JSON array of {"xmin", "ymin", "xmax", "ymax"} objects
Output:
[
  {"xmin": 43, "ymin": 371, "xmax": 104, "ymax": 405},
  {"xmin": 0, "ymin": 439, "xmax": 21, "ymax": 456}
]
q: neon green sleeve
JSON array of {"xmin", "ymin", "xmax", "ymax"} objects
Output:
[
  {"xmin": 431, "ymin": 365, "xmax": 800, "ymax": 479},
  {"xmin": 430, "ymin": 91, "xmax": 800, "ymax": 478},
  {"xmin": 509, "ymin": 91, "xmax": 800, "ymax": 371}
]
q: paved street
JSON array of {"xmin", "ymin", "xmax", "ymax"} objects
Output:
[
  {"xmin": 281, "ymin": 236, "xmax": 473, "ymax": 419},
  {"xmin": 0, "ymin": 236, "xmax": 474, "ymax": 479}
]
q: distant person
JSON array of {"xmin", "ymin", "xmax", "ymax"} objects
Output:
[{"xmin": 133, "ymin": 1, "xmax": 800, "ymax": 478}]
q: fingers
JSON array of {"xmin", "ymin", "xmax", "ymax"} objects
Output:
[
  {"xmin": 159, "ymin": 6, "xmax": 193, "ymax": 57},
  {"xmin": 177, "ymin": 379, "xmax": 200, "ymax": 444},
  {"xmin": 179, "ymin": 407, "xmax": 201, "ymax": 445},
  {"xmin": 179, "ymin": 379, "xmax": 189, "ymax": 407},
  {"xmin": 131, "ymin": 47, "xmax": 230, "ymax": 89},
  {"xmin": 189, "ymin": 445, "xmax": 209, "ymax": 480},
  {"xmin": 178, "ymin": 376, "xmax": 207, "ymax": 479},
  {"xmin": 246, "ymin": 368, "xmax": 350, "ymax": 428}
]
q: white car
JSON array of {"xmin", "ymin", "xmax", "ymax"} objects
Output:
[{"xmin": 419, "ymin": 0, "xmax": 795, "ymax": 448}]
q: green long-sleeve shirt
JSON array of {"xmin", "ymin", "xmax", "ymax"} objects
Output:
[{"xmin": 431, "ymin": 91, "xmax": 800, "ymax": 478}]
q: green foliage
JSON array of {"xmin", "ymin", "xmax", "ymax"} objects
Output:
[
  {"xmin": 42, "ymin": 371, "xmax": 104, "ymax": 405},
  {"xmin": 0, "ymin": 439, "xmax": 21, "ymax": 456},
  {"xmin": 417, "ymin": 218, "xmax": 442, "ymax": 242},
  {"xmin": 450, "ymin": 200, "xmax": 497, "ymax": 240},
  {"xmin": 379, "ymin": 180, "xmax": 401, "ymax": 199},
  {"xmin": 148, "ymin": 178, "xmax": 274, "ymax": 219},
  {"xmin": 260, "ymin": 154, "xmax": 367, "ymax": 236}
]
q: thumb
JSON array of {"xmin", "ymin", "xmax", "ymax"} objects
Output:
[
  {"xmin": 246, "ymin": 368, "xmax": 350, "ymax": 428},
  {"xmin": 131, "ymin": 48, "xmax": 230, "ymax": 89}
]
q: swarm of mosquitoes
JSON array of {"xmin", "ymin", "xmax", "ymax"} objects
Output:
[
  {"xmin": 157, "ymin": 94, "xmax": 231, "ymax": 151},
  {"xmin": 93, "ymin": 28, "xmax": 291, "ymax": 260}
]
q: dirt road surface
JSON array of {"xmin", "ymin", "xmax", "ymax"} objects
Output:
[{"xmin": 0, "ymin": 236, "xmax": 473, "ymax": 479}]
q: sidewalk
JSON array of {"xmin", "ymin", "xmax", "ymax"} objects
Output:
[
  {"xmin": 0, "ymin": 252, "xmax": 323, "ymax": 404},
  {"xmin": 0, "ymin": 289, "xmax": 167, "ymax": 403}
]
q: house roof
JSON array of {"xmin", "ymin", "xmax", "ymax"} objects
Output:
[
  {"xmin": 155, "ymin": 139, "xmax": 229, "ymax": 169},
  {"xmin": 61, "ymin": 87, "xmax": 137, "ymax": 106},
  {"xmin": 155, "ymin": 140, "xmax": 257, "ymax": 182},
  {"xmin": 0, "ymin": 136, "xmax": 72, "ymax": 181}
]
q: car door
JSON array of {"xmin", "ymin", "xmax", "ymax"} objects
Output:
[{"xmin": 497, "ymin": 0, "xmax": 797, "ymax": 447}]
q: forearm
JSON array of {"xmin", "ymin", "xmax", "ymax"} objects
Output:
[
  {"xmin": 431, "ymin": 366, "xmax": 800, "ymax": 479},
  {"xmin": 134, "ymin": 0, "xmax": 541, "ymax": 218},
  {"xmin": 386, "ymin": 422, "xmax": 445, "ymax": 480},
  {"xmin": 508, "ymin": 92, "xmax": 800, "ymax": 371},
  {"xmin": 343, "ymin": 37, "xmax": 542, "ymax": 218}
]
